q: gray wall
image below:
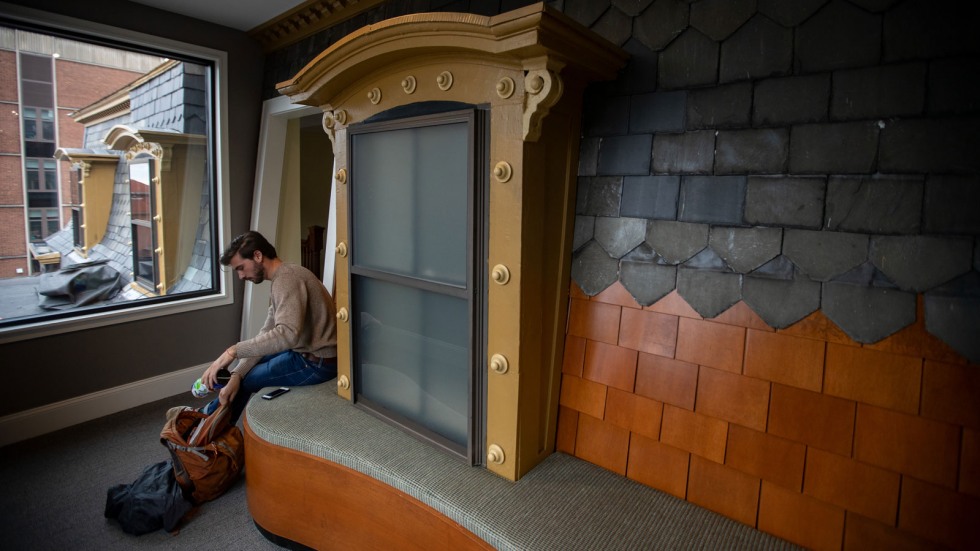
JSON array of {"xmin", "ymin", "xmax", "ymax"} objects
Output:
[{"xmin": 0, "ymin": 0, "xmax": 264, "ymax": 416}]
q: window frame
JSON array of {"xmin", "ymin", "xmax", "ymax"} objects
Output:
[
  {"xmin": 347, "ymin": 106, "xmax": 488, "ymax": 464},
  {"xmin": 0, "ymin": 4, "xmax": 233, "ymax": 344}
]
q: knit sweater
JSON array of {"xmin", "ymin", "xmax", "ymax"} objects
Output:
[{"xmin": 232, "ymin": 263, "xmax": 338, "ymax": 377}]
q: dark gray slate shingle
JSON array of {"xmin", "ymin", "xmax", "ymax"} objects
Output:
[
  {"xmin": 783, "ymin": 229, "xmax": 869, "ymax": 281},
  {"xmin": 658, "ymin": 28, "xmax": 719, "ymax": 90},
  {"xmin": 708, "ymin": 226, "xmax": 783, "ymax": 274},
  {"xmin": 678, "ymin": 175, "xmax": 746, "ymax": 225},
  {"xmin": 677, "ymin": 268, "xmax": 742, "ymax": 318},
  {"xmin": 718, "ymin": 14, "xmax": 793, "ymax": 83},
  {"xmin": 621, "ymin": 175, "xmax": 680, "ymax": 220},
  {"xmin": 571, "ymin": 241, "xmax": 619, "ymax": 296},
  {"xmin": 745, "ymin": 176, "xmax": 825, "ymax": 229},
  {"xmin": 743, "ymin": 274, "xmax": 822, "ymax": 329},
  {"xmin": 822, "ymin": 281, "xmax": 916, "ymax": 343},
  {"xmin": 824, "ymin": 175, "xmax": 923, "ymax": 234},
  {"xmin": 652, "ymin": 131, "xmax": 715, "ymax": 175},
  {"xmin": 925, "ymin": 272, "xmax": 980, "ymax": 364},
  {"xmin": 646, "ymin": 220, "xmax": 709, "ymax": 264},
  {"xmin": 870, "ymin": 235, "xmax": 974, "ymax": 293},
  {"xmin": 620, "ymin": 261, "xmax": 677, "ymax": 306},
  {"xmin": 687, "ymin": 82, "xmax": 752, "ymax": 129},
  {"xmin": 715, "ymin": 128, "xmax": 789, "ymax": 174}
]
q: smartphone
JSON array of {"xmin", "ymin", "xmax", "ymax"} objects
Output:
[{"xmin": 261, "ymin": 387, "xmax": 290, "ymax": 400}]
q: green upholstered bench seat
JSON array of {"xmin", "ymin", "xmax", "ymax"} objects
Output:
[{"xmin": 245, "ymin": 384, "xmax": 801, "ymax": 550}]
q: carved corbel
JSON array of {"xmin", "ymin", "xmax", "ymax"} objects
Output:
[
  {"xmin": 322, "ymin": 108, "xmax": 348, "ymax": 152},
  {"xmin": 522, "ymin": 69, "xmax": 563, "ymax": 141},
  {"xmin": 160, "ymin": 144, "xmax": 173, "ymax": 172},
  {"xmin": 78, "ymin": 161, "xmax": 92, "ymax": 179}
]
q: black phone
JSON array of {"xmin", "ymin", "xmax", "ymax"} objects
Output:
[{"xmin": 261, "ymin": 387, "xmax": 290, "ymax": 400}]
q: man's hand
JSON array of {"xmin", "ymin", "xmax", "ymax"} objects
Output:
[
  {"xmin": 217, "ymin": 373, "xmax": 241, "ymax": 406},
  {"xmin": 202, "ymin": 346, "xmax": 237, "ymax": 388}
]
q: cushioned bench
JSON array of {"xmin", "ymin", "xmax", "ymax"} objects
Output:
[{"xmin": 244, "ymin": 384, "xmax": 801, "ymax": 550}]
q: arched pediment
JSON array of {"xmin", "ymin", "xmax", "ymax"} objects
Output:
[{"xmin": 277, "ymin": 3, "xmax": 626, "ymax": 141}]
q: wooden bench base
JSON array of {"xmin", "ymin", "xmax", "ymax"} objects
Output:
[{"xmin": 244, "ymin": 421, "xmax": 493, "ymax": 550}]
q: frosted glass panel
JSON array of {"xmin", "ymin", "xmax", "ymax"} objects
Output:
[
  {"xmin": 354, "ymin": 276, "xmax": 469, "ymax": 447},
  {"xmin": 351, "ymin": 122, "xmax": 468, "ymax": 286}
]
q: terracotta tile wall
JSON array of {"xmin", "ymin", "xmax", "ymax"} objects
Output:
[{"xmin": 557, "ymin": 281, "xmax": 980, "ymax": 551}]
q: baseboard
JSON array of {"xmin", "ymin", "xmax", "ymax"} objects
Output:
[{"xmin": 0, "ymin": 364, "xmax": 205, "ymax": 447}]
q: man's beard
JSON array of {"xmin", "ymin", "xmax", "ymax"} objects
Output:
[{"xmin": 250, "ymin": 263, "xmax": 266, "ymax": 284}]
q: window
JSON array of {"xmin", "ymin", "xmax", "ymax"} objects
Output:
[
  {"xmin": 0, "ymin": 9, "xmax": 232, "ymax": 342},
  {"xmin": 129, "ymin": 158, "xmax": 158, "ymax": 290},
  {"xmin": 25, "ymin": 158, "xmax": 57, "ymax": 191},
  {"xmin": 22, "ymin": 107, "xmax": 55, "ymax": 141},
  {"xmin": 349, "ymin": 106, "xmax": 488, "ymax": 463}
]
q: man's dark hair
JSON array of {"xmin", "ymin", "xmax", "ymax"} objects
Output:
[{"xmin": 220, "ymin": 231, "xmax": 278, "ymax": 265}]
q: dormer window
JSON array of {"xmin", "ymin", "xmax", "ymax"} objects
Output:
[{"xmin": 278, "ymin": 4, "xmax": 627, "ymax": 480}]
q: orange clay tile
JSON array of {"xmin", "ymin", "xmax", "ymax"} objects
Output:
[
  {"xmin": 555, "ymin": 406, "xmax": 579, "ymax": 454},
  {"xmin": 768, "ymin": 384, "xmax": 856, "ymax": 457},
  {"xmin": 618, "ymin": 307, "xmax": 678, "ymax": 358},
  {"xmin": 921, "ymin": 359, "xmax": 980, "ymax": 431},
  {"xmin": 726, "ymin": 424, "xmax": 806, "ymax": 492},
  {"xmin": 568, "ymin": 281, "xmax": 588, "ymax": 300},
  {"xmin": 695, "ymin": 366, "xmax": 771, "ymax": 432},
  {"xmin": 843, "ymin": 512, "xmax": 944, "ymax": 551},
  {"xmin": 626, "ymin": 433, "xmax": 690, "ymax": 499},
  {"xmin": 583, "ymin": 340, "xmax": 638, "ymax": 392},
  {"xmin": 644, "ymin": 289, "xmax": 703, "ymax": 319},
  {"xmin": 803, "ymin": 447, "xmax": 901, "ymax": 525},
  {"xmin": 604, "ymin": 387, "xmax": 663, "ymax": 441},
  {"xmin": 558, "ymin": 374, "xmax": 606, "ymax": 419},
  {"xmin": 898, "ymin": 475, "xmax": 980, "ymax": 551},
  {"xmin": 561, "ymin": 335, "xmax": 586, "ymax": 377},
  {"xmin": 744, "ymin": 329, "xmax": 826, "ymax": 392},
  {"xmin": 778, "ymin": 309, "xmax": 858, "ymax": 346},
  {"xmin": 675, "ymin": 317, "xmax": 746, "ymax": 374},
  {"xmin": 635, "ymin": 352, "xmax": 698, "ymax": 410},
  {"xmin": 759, "ymin": 481, "xmax": 846, "ymax": 551},
  {"xmin": 688, "ymin": 455, "xmax": 761, "ymax": 527},
  {"xmin": 590, "ymin": 280, "xmax": 641, "ymax": 309},
  {"xmin": 567, "ymin": 298, "xmax": 620, "ymax": 345},
  {"xmin": 854, "ymin": 404, "xmax": 960, "ymax": 489},
  {"xmin": 824, "ymin": 343, "xmax": 922, "ymax": 415},
  {"xmin": 711, "ymin": 301, "xmax": 774, "ymax": 332},
  {"xmin": 661, "ymin": 404, "xmax": 728, "ymax": 464},
  {"xmin": 573, "ymin": 413, "xmax": 630, "ymax": 476},
  {"xmin": 961, "ymin": 428, "xmax": 980, "ymax": 498}
]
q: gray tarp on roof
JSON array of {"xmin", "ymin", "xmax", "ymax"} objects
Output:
[{"xmin": 36, "ymin": 260, "xmax": 123, "ymax": 310}]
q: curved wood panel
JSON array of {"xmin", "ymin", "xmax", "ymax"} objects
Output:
[{"xmin": 244, "ymin": 421, "xmax": 494, "ymax": 550}]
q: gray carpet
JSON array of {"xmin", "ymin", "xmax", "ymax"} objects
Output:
[{"xmin": 0, "ymin": 392, "xmax": 281, "ymax": 551}]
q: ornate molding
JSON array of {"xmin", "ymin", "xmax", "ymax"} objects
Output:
[
  {"xmin": 249, "ymin": 0, "xmax": 386, "ymax": 52},
  {"xmin": 522, "ymin": 69, "xmax": 563, "ymax": 142}
]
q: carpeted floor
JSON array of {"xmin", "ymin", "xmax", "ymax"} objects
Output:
[{"xmin": 0, "ymin": 392, "xmax": 281, "ymax": 551}]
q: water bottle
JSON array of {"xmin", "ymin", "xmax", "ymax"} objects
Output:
[{"xmin": 190, "ymin": 368, "xmax": 232, "ymax": 397}]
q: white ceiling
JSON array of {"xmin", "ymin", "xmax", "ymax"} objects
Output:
[{"xmin": 128, "ymin": 0, "xmax": 307, "ymax": 32}]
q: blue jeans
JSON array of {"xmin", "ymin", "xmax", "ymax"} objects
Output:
[{"xmin": 203, "ymin": 350, "xmax": 336, "ymax": 424}]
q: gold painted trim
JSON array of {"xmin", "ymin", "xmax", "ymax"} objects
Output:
[{"xmin": 248, "ymin": 0, "xmax": 386, "ymax": 52}]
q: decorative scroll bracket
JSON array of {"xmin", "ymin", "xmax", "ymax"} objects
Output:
[{"xmin": 522, "ymin": 69, "xmax": 563, "ymax": 142}]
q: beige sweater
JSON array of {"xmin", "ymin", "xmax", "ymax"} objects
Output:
[{"xmin": 232, "ymin": 263, "xmax": 337, "ymax": 377}]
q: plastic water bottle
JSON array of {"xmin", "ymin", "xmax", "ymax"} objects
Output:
[{"xmin": 191, "ymin": 378, "xmax": 210, "ymax": 398}]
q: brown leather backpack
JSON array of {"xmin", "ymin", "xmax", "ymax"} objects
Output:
[{"xmin": 160, "ymin": 404, "xmax": 244, "ymax": 504}]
